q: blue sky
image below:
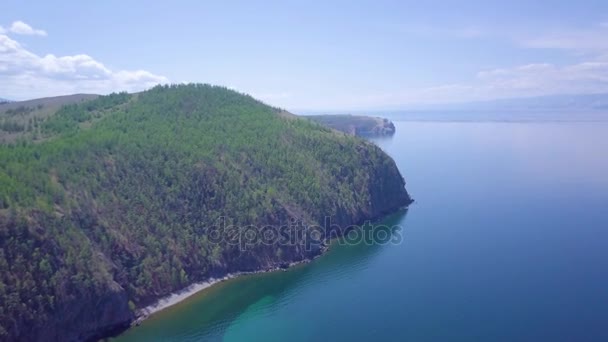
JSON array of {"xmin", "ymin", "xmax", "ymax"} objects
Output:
[{"xmin": 2, "ymin": 0, "xmax": 608, "ymax": 110}]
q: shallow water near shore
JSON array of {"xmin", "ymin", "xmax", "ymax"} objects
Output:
[{"xmin": 114, "ymin": 118, "xmax": 608, "ymax": 342}]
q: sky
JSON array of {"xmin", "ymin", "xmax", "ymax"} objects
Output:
[{"xmin": 2, "ymin": 0, "xmax": 608, "ymax": 111}]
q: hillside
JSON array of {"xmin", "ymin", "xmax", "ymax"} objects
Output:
[
  {"xmin": 0, "ymin": 84, "xmax": 411, "ymax": 341},
  {"xmin": 306, "ymin": 114, "xmax": 396, "ymax": 137},
  {"xmin": 0, "ymin": 94, "xmax": 99, "ymax": 143}
]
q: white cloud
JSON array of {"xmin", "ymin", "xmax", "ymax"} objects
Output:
[
  {"xmin": 518, "ymin": 22, "xmax": 608, "ymax": 51},
  {"xmin": 319, "ymin": 58, "xmax": 608, "ymax": 110},
  {"xmin": 362, "ymin": 22, "xmax": 608, "ymax": 107},
  {"xmin": 474, "ymin": 61, "xmax": 608, "ymax": 96},
  {"xmin": 0, "ymin": 26, "xmax": 5, "ymax": 34},
  {"xmin": 413, "ymin": 60, "xmax": 608, "ymax": 104},
  {"xmin": 0, "ymin": 34, "xmax": 168, "ymax": 99},
  {"xmin": 476, "ymin": 22, "xmax": 608, "ymax": 99},
  {"xmin": 9, "ymin": 20, "xmax": 47, "ymax": 36}
]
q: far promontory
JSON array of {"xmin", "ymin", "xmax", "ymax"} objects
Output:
[{"xmin": 306, "ymin": 114, "xmax": 396, "ymax": 137}]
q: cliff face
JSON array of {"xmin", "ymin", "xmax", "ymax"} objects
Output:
[
  {"xmin": 37, "ymin": 285, "xmax": 132, "ymax": 342},
  {"xmin": 0, "ymin": 85, "xmax": 411, "ymax": 341}
]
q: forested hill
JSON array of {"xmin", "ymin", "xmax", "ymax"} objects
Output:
[{"xmin": 0, "ymin": 84, "xmax": 411, "ymax": 341}]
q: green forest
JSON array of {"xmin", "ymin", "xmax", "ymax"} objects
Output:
[{"xmin": 0, "ymin": 84, "xmax": 409, "ymax": 341}]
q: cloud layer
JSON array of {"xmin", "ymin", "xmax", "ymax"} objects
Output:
[
  {"xmin": 356, "ymin": 61, "xmax": 608, "ymax": 108},
  {"xmin": 0, "ymin": 21, "xmax": 167, "ymax": 100},
  {"xmin": 353, "ymin": 22, "xmax": 608, "ymax": 108},
  {"xmin": 458, "ymin": 23, "xmax": 608, "ymax": 101},
  {"xmin": 519, "ymin": 22, "xmax": 608, "ymax": 51},
  {"xmin": 3, "ymin": 18, "xmax": 608, "ymax": 107}
]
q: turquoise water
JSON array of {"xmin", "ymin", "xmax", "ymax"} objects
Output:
[{"xmin": 115, "ymin": 120, "xmax": 608, "ymax": 341}]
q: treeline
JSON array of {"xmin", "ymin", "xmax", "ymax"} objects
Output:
[
  {"xmin": 41, "ymin": 92, "xmax": 130, "ymax": 135},
  {"xmin": 2, "ymin": 105, "xmax": 41, "ymax": 117}
]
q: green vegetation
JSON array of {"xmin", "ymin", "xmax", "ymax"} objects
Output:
[
  {"xmin": 0, "ymin": 84, "xmax": 409, "ymax": 341},
  {"xmin": 0, "ymin": 94, "xmax": 99, "ymax": 143},
  {"xmin": 0, "ymin": 121, "xmax": 25, "ymax": 133}
]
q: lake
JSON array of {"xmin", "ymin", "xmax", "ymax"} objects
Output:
[{"xmin": 114, "ymin": 117, "xmax": 608, "ymax": 341}]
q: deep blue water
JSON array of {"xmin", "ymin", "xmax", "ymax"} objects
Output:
[{"xmin": 116, "ymin": 119, "xmax": 608, "ymax": 341}]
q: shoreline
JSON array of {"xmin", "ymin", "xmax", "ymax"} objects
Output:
[
  {"xmin": 129, "ymin": 205, "xmax": 412, "ymax": 328},
  {"xmin": 133, "ymin": 250, "xmax": 326, "ymax": 326}
]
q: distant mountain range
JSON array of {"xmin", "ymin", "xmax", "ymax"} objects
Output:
[
  {"xmin": 0, "ymin": 97, "xmax": 11, "ymax": 104},
  {"xmin": 414, "ymin": 93, "xmax": 608, "ymax": 112},
  {"xmin": 304, "ymin": 93, "xmax": 608, "ymax": 122}
]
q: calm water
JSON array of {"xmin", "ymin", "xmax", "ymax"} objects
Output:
[{"xmin": 115, "ymin": 119, "xmax": 608, "ymax": 342}]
